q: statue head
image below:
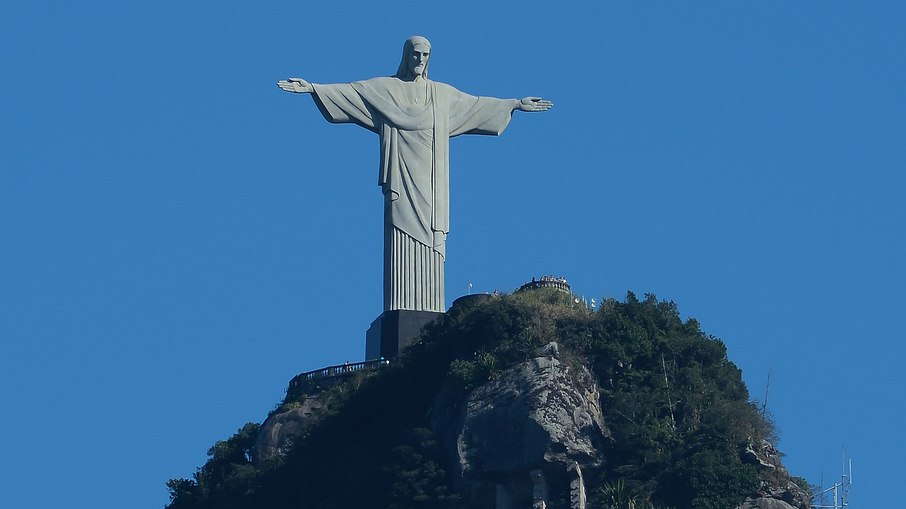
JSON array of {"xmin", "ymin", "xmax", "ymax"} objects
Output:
[{"xmin": 395, "ymin": 35, "xmax": 431, "ymax": 80}]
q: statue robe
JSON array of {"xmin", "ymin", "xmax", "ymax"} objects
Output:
[{"xmin": 310, "ymin": 77, "xmax": 515, "ymax": 312}]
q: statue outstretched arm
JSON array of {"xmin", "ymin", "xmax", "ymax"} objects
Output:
[
  {"xmin": 277, "ymin": 77, "xmax": 313, "ymax": 94},
  {"xmin": 517, "ymin": 97, "xmax": 553, "ymax": 112}
]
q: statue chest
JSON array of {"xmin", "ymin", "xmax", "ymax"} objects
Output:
[{"xmin": 397, "ymin": 82, "xmax": 433, "ymax": 116}]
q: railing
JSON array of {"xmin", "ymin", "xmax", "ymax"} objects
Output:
[
  {"xmin": 517, "ymin": 277, "xmax": 571, "ymax": 294},
  {"xmin": 286, "ymin": 358, "xmax": 391, "ymax": 396}
]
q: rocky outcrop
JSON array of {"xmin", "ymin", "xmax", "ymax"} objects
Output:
[
  {"xmin": 737, "ymin": 440, "xmax": 811, "ymax": 509},
  {"xmin": 737, "ymin": 484, "xmax": 808, "ymax": 509},
  {"xmin": 738, "ymin": 499, "xmax": 797, "ymax": 509},
  {"xmin": 253, "ymin": 395, "xmax": 327, "ymax": 464},
  {"xmin": 432, "ymin": 342, "xmax": 609, "ymax": 509}
]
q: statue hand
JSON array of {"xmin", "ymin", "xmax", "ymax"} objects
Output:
[
  {"xmin": 519, "ymin": 97, "xmax": 553, "ymax": 112},
  {"xmin": 277, "ymin": 77, "xmax": 313, "ymax": 94}
]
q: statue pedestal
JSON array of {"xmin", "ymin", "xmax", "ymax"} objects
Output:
[{"xmin": 366, "ymin": 310, "xmax": 442, "ymax": 360}]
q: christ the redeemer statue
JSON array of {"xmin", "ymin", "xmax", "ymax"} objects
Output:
[{"xmin": 278, "ymin": 36, "xmax": 552, "ymax": 313}]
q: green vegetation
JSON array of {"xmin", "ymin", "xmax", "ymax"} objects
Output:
[{"xmin": 167, "ymin": 290, "xmax": 789, "ymax": 509}]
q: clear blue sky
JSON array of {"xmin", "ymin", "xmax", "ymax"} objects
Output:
[{"xmin": 2, "ymin": 1, "xmax": 903, "ymax": 507}]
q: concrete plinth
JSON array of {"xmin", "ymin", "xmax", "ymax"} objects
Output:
[{"xmin": 366, "ymin": 309, "xmax": 443, "ymax": 360}]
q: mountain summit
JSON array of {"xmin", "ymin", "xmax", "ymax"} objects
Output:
[{"xmin": 166, "ymin": 289, "xmax": 810, "ymax": 509}]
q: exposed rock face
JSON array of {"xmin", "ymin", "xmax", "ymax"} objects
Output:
[
  {"xmin": 736, "ymin": 479, "xmax": 811, "ymax": 509},
  {"xmin": 737, "ymin": 495, "xmax": 800, "ymax": 509},
  {"xmin": 737, "ymin": 440, "xmax": 811, "ymax": 509},
  {"xmin": 253, "ymin": 395, "xmax": 326, "ymax": 464},
  {"xmin": 432, "ymin": 342, "xmax": 608, "ymax": 509}
]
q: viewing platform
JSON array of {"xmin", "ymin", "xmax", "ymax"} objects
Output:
[
  {"xmin": 286, "ymin": 358, "xmax": 390, "ymax": 399},
  {"xmin": 516, "ymin": 275, "xmax": 571, "ymax": 294}
]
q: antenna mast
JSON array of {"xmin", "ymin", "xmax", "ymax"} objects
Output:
[{"xmin": 812, "ymin": 450, "xmax": 853, "ymax": 509}]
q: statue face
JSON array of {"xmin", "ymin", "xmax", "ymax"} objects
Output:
[{"xmin": 407, "ymin": 43, "xmax": 430, "ymax": 78}]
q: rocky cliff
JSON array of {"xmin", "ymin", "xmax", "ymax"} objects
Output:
[
  {"xmin": 169, "ymin": 290, "xmax": 811, "ymax": 509},
  {"xmin": 429, "ymin": 342, "xmax": 608, "ymax": 509}
]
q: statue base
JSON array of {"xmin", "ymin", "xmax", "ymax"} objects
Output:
[{"xmin": 365, "ymin": 310, "xmax": 443, "ymax": 360}]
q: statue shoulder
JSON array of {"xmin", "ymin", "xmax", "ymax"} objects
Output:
[
  {"xmin": 432, "ymin": 80, "xmax": 457, "ymax": 93},
  {"xmin": 359, "ymin": 76, "xmax": 397, "ymax": 86},
  {"xmin": 431, "ymin": 81, "xmax": 471, "ymax": 102},
  {"xmin": 351, "ymin": 76, "xmax": 401, "ymax": 92}
]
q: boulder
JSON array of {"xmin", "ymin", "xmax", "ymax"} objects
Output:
[
  {"xmin": 253, "ymin": 395, "xmax": 327, "ymax": 463},
  {"xmin": 737, "ymin": 498, "xmax": 799, "ymax": 509},
  {"xmin": 433, "ymin": 342, "xmax": 608, "ymax": 508},
  {"xmin": 737, "ymin": 477, "xmax": 812, "ymax": 509}
]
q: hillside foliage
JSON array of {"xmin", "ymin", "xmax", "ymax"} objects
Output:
[{"xmin": 166, "ymin": 290, "xmax": 783, "ymax": 509}]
